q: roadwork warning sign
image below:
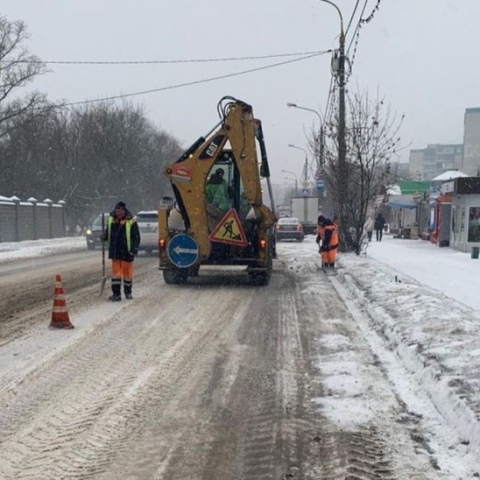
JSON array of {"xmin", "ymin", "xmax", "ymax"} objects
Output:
[{"xmin": 209, "ymin": 208, "xmax": 248, "ymax": 247}]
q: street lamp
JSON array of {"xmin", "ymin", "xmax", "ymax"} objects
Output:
[
  {"xmin": 288, "ymin": 144, "xmax": 309, "ymax": 184},
  {"xmin": 318, "ymin": 0, "xmax": 346, "ymax": 225},
  {"xmin": 319, "ymin": 0, "xmax": 344, "ymax": 35},
  {"xmin": 287, "ymin": 103, "xmax": 324, "ymax": 169},
  {"xmin": 286, "ymin": 103, "xmax": 323, "ymax": 124},
  {"xmin": 282, "ymin": 169, "xmax": 298, "ymax": 193}
]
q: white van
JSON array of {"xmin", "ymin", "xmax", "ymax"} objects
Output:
[{"xmin": 135, "ymin": 211, "xmax": 158, "ymax": 255}]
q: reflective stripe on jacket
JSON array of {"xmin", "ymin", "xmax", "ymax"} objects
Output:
[
  {"xmin": 106, "ymin": 212, "xmax": 140, "ymax": 262},
  {"xmin": 108, "ymin": 216, "xmax": 133, "ymax": 252}
]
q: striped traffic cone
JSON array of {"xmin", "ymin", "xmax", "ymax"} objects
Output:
[{"xmin": 49, "ymin": 274, "xmax": 74, "ymax": 329}]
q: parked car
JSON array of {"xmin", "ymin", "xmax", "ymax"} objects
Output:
[
  {"xmin": 275, "ymin": 217, "xmax": 304, "ymax": 242},
  {"xmin": 86, "ymin": 213, "xmax": 109, "ymax": 250},
  {"xmin": 135, "ymin": 210, "xmax": 158, "ymax": 254}
]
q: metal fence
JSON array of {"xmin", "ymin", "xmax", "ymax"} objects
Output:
[{"xmin": 0, "ymin": 196, "xmax": 66, "ymax": 243}]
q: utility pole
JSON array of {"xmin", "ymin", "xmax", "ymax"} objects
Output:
[
  {"xmin": 319, "ymin": 126, "xmax": 325, "ymax": 168},
  {"xmin": 338, "ymin": 28, "xmax": 347, "ymax": 212},
  {"xmin": 303, "ymin": 154, "xmax": 309, "ymax": 183},
  {"xmin": 320, "ymin": 0, "xmax": 345, "ymax": 227}
]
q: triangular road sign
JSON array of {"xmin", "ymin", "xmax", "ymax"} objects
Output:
[{"xmin": 209, "ymin": 208, "xmax": 248, "ymax": 247}]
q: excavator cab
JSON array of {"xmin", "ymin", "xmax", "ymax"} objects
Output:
[{"xmin": 158, "ymin": 97, "xmax": 277, "ymax": 285}]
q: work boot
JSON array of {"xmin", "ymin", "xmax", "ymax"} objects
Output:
[
  {"xmin": 125, "ymin": 293, "xmax": 133, "ymax": 300},
  {"xmin": 329, "ymin": 262, "xmax": 335, "ymax": 269},
  {"xmin": 109, "ymin": 294, "xmax": 121, "ymax": 302}
]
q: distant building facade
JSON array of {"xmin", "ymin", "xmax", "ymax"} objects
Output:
[
  {"xmin": 463, "ymin": 108, "xmax": 480, "ymax": 176},
  {"xmin": 408, "ymin": 144, "xmax": 463, "ymax": 181},
  {"xmin": 408, "ymin": 150, "xmax": 425, "ymax": 179}
]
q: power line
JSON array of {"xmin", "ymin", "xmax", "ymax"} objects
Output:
[
  {"xmin": 60, "ymin": 51, "xmax": 330, "ymax": 107},
  {"xmin": 361, "ymin": 0, "xmax": 383, "ymax": 24},
  {"xmin": 345, "ymin": 0, "xmax": 361, "ymax": 37},
  {"xmin": 347, "ymin": 0, "xmax": 370, "ymax": 55},
  {"xmin": 323, "ymin": 76, "xmax": 335, "ymax": 126},
  {"xmin": 4, "ymin": 50, "xmax": 328, "ymax": 66},
  {"xmin": 347, "ymin": 0, "xmax": 383, "ymax": 56}
]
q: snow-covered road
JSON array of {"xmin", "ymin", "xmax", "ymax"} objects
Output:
[{"xmin": 0, "ymin": 238, "xmax": 478, "ymax": 478}]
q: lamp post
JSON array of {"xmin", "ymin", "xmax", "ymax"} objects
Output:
[
  {"xmin": 288, "ymin": 144, "xmax": 309, "ymax": 184},
  {"xmin": 319, "ymin": 0, "xmax": 346, "ymax": 223},
  {"xmin": 286, "ymin": 103, "xmax": 322, "ymax": 124},
  {"xmin": 288, "ymin": 145, "xmax": 310, "ymax": 223},
  {"xmin": 282, "ymin": 170, "xmax": 298, "ymax": 194},
  {"xmin": 287, "ymin": 103, "xmax": 325, "ymax": 169}
]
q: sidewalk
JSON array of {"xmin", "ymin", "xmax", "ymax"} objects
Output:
[
  {"xmin": 365, "ymin": 235, "xmax": 480, "ymax": 311},
  {"xmin": 337, "ymin": 240, "xmax": 480, "ymax": 458}
]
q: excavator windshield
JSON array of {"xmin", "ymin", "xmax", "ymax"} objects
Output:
[{"xmin": 205, "ymin": 151, "xmax": 251, "ymax": 233}]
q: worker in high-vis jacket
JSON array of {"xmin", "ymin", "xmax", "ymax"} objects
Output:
[
  {"xmin": 102, "ymin": 201, "xmax": 141, "ymax": 301},
  {"xmin": 316, "ymin": 215, "xmax": 339, "ymax": 269}
]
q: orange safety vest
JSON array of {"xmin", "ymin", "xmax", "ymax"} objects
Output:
[{"xmin": 324, "ymin": 224, "xmax": 339, "ymax": 249}]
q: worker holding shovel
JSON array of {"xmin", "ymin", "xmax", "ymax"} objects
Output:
[{"xmin": 100, "ymin": 201, "xmax": 141, "ymax": 301}]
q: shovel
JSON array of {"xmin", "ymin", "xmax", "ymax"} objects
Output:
[{"xmin": 99, "ymin": 213, "xmax": 108, "ymax": 295}]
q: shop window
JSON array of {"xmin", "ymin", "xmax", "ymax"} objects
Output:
[{"xmin": 468, "ymin": 207, "xmax": 480, "ymax": 242}]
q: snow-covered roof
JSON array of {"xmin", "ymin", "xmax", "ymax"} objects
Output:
[
  {"xmin": 386, "ymin": 184, "xmax": 402, "ymax": 195},
  {"xmin": 431, "ymin": 170, "xmax": 468, "ymax": 182}
]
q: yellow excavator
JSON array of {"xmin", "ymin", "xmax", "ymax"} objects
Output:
[{"xmin": 158, "ymin": 97, "xmax": 277, "ymax": 285}]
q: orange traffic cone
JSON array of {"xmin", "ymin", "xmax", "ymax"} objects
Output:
[{"xmin": 49, "ymin": 274, "xmax": 74, "ymax": 329}]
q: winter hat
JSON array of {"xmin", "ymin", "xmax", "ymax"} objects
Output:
[
  {"xmin": 317, "ymin": 215, "xmax": 325, "ymax": 225},
  {"xmin": 115, "ymin": 201, "xmax": 127, "ymax": 211}
]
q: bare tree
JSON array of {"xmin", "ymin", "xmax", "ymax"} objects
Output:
[
  {"xmin": 0, "ymin": 100, "xmax": 182, "ymax": 229},
  {"xmin": 0, "ymin": 16, "xmax": 47, "ymax": 138},
  {"xmin": 319, "ymin": 89, "xmax": 404, "ymax": 254}
]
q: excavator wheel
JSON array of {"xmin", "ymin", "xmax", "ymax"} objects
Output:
[{"xmin": 163, "ymin": 267, "xmax": 188, "ymax": 285}]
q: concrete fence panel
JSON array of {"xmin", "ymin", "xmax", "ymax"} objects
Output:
[{"xmin": 0, "ymin": 197, "xmax": 66, "ymax": 243}]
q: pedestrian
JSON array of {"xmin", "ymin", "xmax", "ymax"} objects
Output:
[
  {"xmin": 365, "ymin": 216, "xmax": 374, "ymax": 242},
  {"xmin": 375, "ymin": 213, "xmax": 386, "ymax": 242},
  {"xmin": 317, "ymin": 215, "xmax": 339, "ymax": 269},
  {"xmin": 102, "ymin": 201, "xmax": 141, "ymax": 301}
]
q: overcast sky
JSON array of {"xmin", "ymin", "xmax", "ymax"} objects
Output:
[{"xmin": 3, "ymin": 0, "xmax": 480, "ymax": 187}]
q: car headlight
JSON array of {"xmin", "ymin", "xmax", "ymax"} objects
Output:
[{"xmin": 86, "ymin": 229, "xmax": 92, "ymax": 235}]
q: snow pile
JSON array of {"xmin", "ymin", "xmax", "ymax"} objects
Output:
[
  {"xmin": 338, "ymin": 251, "xmax": 480, "ymax": 452},
  {"xmin": 0, "ymin": 237, "xmax": 86, "ymax": 263}
]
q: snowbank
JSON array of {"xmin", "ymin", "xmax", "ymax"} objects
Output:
[
  {"xmin": 0, "ymin": 237, "xmax": 86, "ymax": 264},
  {"xmin": 338, "ymin": 252, "xmax": 480, "ymax": 452}
]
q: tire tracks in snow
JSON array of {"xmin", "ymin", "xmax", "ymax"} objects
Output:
[{"xmin": 0, "ymin": 279, "xmax": 252, "ymax": 479}]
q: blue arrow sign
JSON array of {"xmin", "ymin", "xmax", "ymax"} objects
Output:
[{"xmin": 167, "ymin": 234, "xmax": 199, "ymax": 268}]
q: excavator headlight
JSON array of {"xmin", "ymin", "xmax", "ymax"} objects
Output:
[
  {"xmin": 159, "ymin": 238, "xmax": 166, "ymax": 249},
  {"xmin": 259, "ymin": 239, "xmax": 267, "ymax": 250}
]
